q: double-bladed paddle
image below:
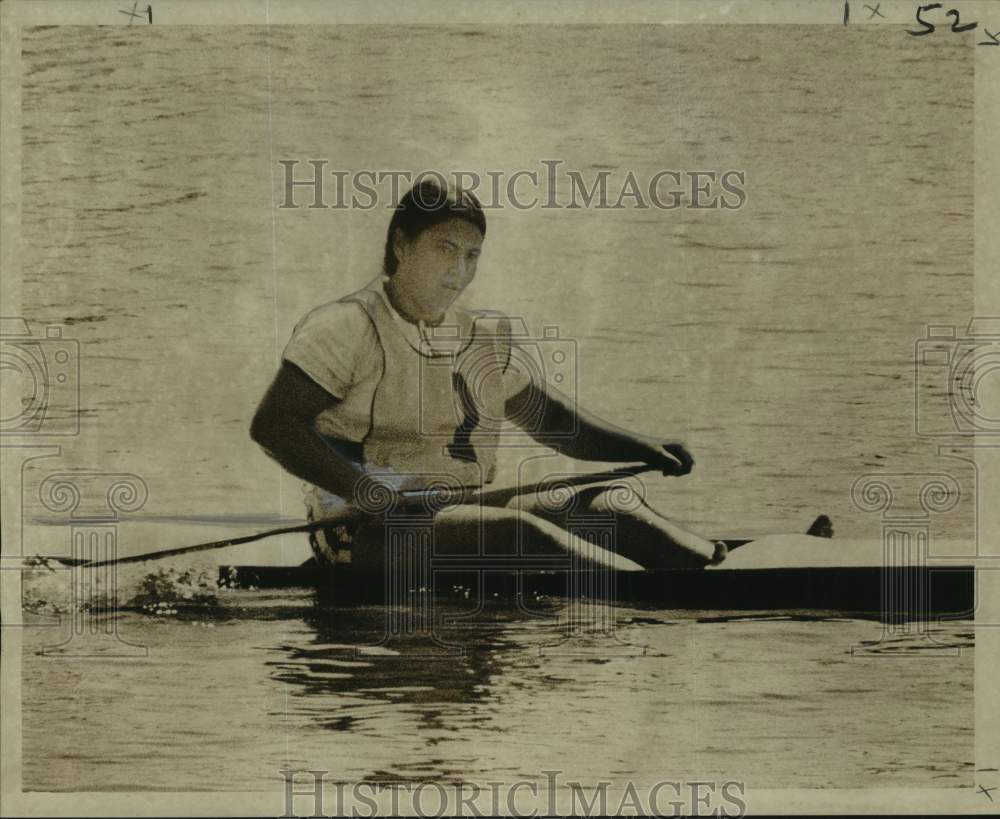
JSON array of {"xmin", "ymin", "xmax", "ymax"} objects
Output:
[{"xmin": 38, "ymin": 463, "xmax": 658, "ymax": 569}]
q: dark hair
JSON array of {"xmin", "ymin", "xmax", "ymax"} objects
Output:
[{"xmin": 383, "ymin": 177, "xmax": 487, "ymax": 276}]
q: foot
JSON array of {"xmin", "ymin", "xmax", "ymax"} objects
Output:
[
  {"xmin": 806, "ymin": 514, "xmax": 834, "ymax": 538},
  {"xmin": 708, "ymin": 540, "xmax": 728, "ymax": 566}
]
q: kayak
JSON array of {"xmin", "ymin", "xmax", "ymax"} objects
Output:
[
  {"xmin": 35, "ymin": 466, "xmax": 971, "ymax": 617},
  {"xmin": 221, "ymin": 528, "xmax": 974, "ymax": 617}
]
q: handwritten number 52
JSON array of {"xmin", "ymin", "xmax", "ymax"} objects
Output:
[{"xmin": 909, "ymin": 3, "xmax": 978, "ymax": 35}]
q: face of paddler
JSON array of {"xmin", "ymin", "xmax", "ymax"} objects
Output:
[{"xmin": 388, "ymin": 219, "xmax": 483, "ymax": 323}]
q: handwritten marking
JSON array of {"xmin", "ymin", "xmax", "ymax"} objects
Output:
[
  {"xmin": 909, "ymin": 2, "xmax": 942, "ymax": 35},
  {"xmin": 864, "ymin": 3, "xmax": 885, "ymax": 19},
  {"xmin": 118, "ymin": 1, "xmax": 140, "ymax": 23},
  {"xmin": 908, "ymin": 3, "xmax": 985, "ymax": 36},
  {"xmin": 977, "ymin": 785, "xmax": 996, "ymax": 802},
  {"xmin": 946, "ymin": 8, "xmax": 977, "ymax": 31},
  {"xmin": 844, "ymin": 0, "xmax": 850, "ymax": 25},
  {"xmin": 118, "ymin": 2, "xmax": 152, "ymax": 24},
  {"xmin": 980, "ymin": 28, "xmax": 1000, "ymax": 45}
]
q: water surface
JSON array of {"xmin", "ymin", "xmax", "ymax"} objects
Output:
[
  {"xmin": 22, "ymin": 595, "xmax": 975, "ymax": 791},
  {"xmin": 15, "ymin": 23, "xmax": 976, "ymax": 794}
]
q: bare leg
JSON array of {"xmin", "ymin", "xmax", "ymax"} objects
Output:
[
  {"xmin": 504, "ymin": 478, "xmax": 724, "ymax": 569},
  {"xmin": 349, "ymin": 504, "xmax": 645, "ymax": 574}
]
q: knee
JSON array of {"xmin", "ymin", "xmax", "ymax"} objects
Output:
[
  {"xmin": 479, "ymin": 506, "xmax": 554, "ymax": 539},
  {"xmin": 589, "ymin": 477, "xmax": 647, "ymax": 515}
]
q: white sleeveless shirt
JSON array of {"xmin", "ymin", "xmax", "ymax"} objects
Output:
[{"xmin": 283, "ymin": 276, "xmax": 529, "ymax": 486}]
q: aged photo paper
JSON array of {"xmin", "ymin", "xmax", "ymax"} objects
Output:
[{"xmin": 2, "ymin": 0, "xmax": 998, "ymax": 815}]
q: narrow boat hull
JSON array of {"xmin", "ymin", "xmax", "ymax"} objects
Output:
[{"xmin": 213, "ymin": 527, "xmax": 974, "ymax": 617}]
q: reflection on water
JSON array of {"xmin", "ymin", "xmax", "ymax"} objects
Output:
[
  {"xmin": 266, "ymin": 605, "xmax": 513, "ymax": 764},
  {"xmin": 22, "ymin": 594, "xmax": 974, "ymax": 791}
]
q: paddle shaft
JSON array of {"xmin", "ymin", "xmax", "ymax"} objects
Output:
[{"xmin": 55, "ymin": 464, "xmax": 657, "ymax": 568}]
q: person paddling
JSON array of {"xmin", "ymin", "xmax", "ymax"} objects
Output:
[{"xmin": 250, "ymin": 179, "xmax": 727, "ymax": 573}]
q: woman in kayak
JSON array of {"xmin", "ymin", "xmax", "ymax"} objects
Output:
[{"xmin": 250, "ymin": 179, "xmax": 726, "ymax": 572}]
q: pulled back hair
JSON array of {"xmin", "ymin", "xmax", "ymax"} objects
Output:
[{"xmin": 383, "ymin": 178, "xmax": 487, "ymax": 276}]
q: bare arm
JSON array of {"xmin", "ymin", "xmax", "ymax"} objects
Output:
[
  {"xmin": 505, "ymin": 379, "xmax": 693, "ymax": 475},
  {"xmin": 250, "ymin": 362, "xmax": 366, "ymax": 499}
]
